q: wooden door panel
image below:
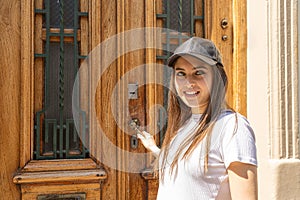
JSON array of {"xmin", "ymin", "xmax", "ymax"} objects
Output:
[{"xmin": 96, "ymin": 0, "xmax": 148, "ymax": 199}]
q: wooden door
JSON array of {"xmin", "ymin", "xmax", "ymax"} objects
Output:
[
  {"xmin": 93, "ymin": 0, "xmax": 247, "ymax": 200},
  {"xmin": 10, "ymin": 0, "xmax": 246, "ymax": 199}
]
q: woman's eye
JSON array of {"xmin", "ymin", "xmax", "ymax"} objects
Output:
[
  {"xmin": 176, "ymin": 71, "xmax": 185, "ymax": 76},
  {"xmin": 195, "ymin": 70, "xmax": 205, "ymax": 76}
]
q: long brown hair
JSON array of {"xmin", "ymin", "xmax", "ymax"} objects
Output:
[{"xmin": 160, "ymin": 63, "xmax": 229, "ymax": 181}]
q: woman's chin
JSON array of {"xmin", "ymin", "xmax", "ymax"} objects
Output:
[
  {"xmin": 182, "ymin": 99, "xmax": 201, "ymax": 108},
  {"xmin": 183, "ymin": 101, "xmax": 201, "ymax": 109}
]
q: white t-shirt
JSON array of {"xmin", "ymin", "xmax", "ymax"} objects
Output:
[{"xmin": 156, "ymin": 110, "xmax": 257, "ymax": 200}]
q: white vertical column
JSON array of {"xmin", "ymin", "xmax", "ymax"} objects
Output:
[{"xmin": 248, "ymin": 0, "xmax": 300, "ymax": 199}]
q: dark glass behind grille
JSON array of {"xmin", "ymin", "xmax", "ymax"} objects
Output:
[
  {"xmin": 34, "ymin": 0, "xmax": 88, "ymax": 159},
  {"xmin": 163, "ymin": 0, "xmax": 192, "ymax": 33},
  {"xmin": 45, "ymin": 0, "xmax": 77, "ymax": 28}
]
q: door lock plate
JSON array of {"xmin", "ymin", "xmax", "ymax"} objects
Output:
[{"xmin": 128, "ymin": 83, "xmax": 138, "ymax": 99}]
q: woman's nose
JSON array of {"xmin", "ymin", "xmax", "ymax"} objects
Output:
[
  {"xmin": 185, "ymin": 79, "xmax": 196, "ymax": 88},
  {"xmin": 185, "ymin": 76, "xmax": 196, "ymax": 88}
]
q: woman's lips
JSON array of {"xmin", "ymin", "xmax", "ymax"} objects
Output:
[{"xmin": 183, "ymin": 90, "xmax": 200, "ymax": 98}]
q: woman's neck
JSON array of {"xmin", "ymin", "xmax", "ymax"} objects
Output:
[{"xmin": 191, "ymin": 107, "xmax": 204, "ymax": 114}]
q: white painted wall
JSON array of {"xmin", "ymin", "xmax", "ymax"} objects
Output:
[
  {"xmin": 247, "ymin": 0, "xmax": 272, "ymax": 199},
  {"xmin": 248, "ymin": 0, "xmax": 300, "ymax": 199}
]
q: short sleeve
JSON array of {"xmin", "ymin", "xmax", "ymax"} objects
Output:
[{"xmin": 220, "ymin": 113, "xmax": 257, "ymax": 169}]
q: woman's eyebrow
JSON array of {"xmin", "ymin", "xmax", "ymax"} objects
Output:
[
  {"xmin": 175, "ymin": 66, "xmax": 209, "ymax": 71},
  {"xmin": 193, "ymin": 66, "xmax": 208, "ymax": 70},
  {"xmin": 175, "ymin": 67, "xmax": 185, "ymax": 71}
]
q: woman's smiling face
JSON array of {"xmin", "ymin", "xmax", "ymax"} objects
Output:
[{"xmin": 174, "ymin": 55, "xmax": 214, "ymax": 113}]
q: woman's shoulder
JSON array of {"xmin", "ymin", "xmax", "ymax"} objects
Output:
[
  {"xmin": 216, "ymin": 109, "xmax": 253, "ymax": 133},
  {"xmin": 218, "ymin": 109, "xmax": 249, "ymax": 123}
]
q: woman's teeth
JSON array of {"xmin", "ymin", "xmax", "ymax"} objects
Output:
[{"xmin": 184, "ymin": 91, "xmax": 199, "ymax": 95}]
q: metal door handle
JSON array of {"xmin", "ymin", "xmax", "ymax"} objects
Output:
[{"xmin": 128, "ymin": 118, "xmax": 141, "ymax": 149}]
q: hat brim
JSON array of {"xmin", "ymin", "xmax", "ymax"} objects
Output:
[{"xmin": 167, "ymin": 53, "xmax": 218, "ymax": 67}]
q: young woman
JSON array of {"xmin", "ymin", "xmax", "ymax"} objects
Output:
[{"xmin": 138, "ymin": 37, "xmax": 257, "ymax": 200}]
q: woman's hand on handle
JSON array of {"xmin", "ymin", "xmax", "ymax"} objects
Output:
[{"xmin": 137, "ymin": 131, "xmax": 160, "ymax": 157}]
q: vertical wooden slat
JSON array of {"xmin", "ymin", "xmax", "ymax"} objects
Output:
[
  {"xmin": 146, "ymin": 0, "xmax": 160, "ymax": 199},
  {"xmin": 20, "ymin": 0, "xmax": 34, "ymax": 167},
  {"xmin": 116, "ymin": 0, "xmax": 127, "ymax": 199},
  {"xmin": 34, "ymin": 0, "xmax": 44, "ymax": 160},
  {"xmin": 233, "ymin": 0, "xmax": 247, "ymax": 116},
  {"xmin": 79, "ymin": 0, "xmax": 89, "ymax": 160},
  {"xmin": 80, "ymin": 0, "xmax": 89, "ymax": 56},
  {"xmin": 146, "ymin": 0, "xmax": 158, "ymax": 161},
  {"xmin": 127, "ymin": 0, "xmax": 147, "ymax": 199},
  {"xmin": 100, "ymin": 0, "xmax": 118, "ymax": 199},
  {"xmin": 34, "ymin": 0, "xmax": 44, "ymax": 135},
  {"xmin": 89, "ymin": 0, "xmax": 101, "ymax": 165}
]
